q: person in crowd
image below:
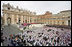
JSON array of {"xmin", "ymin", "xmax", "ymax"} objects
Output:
[{"xmin": 8, "ymin": 26, "xmax": 71, "ymax": 46}]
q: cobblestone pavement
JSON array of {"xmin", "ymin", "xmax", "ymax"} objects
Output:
[{"xmin": 2, "ymin": 25, "xmax": 21, "ymax": 46}]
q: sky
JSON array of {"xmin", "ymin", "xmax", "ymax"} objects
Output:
[{"xmin": 1, "ymin": 1, "xmax": 71, "ymax": 15}]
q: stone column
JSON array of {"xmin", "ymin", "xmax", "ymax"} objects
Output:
[
  {"xmin": 3, "ymin": 14, "xmax": 7, "ymax": 25},
  {"xmin": 25, "ymin": 16, "xmax": 27, "ymax": 23},
  {"xmin": 24, "ymin": 16, "xmax": 26, "ymax": 23},
  {"xmin": 27, "ymin": 16, "xmax": 29, "ymax": 23},
  {"xmin": 27, "ymin": 16, "xmax": 28, "ymax": 23},
  {"xmin": 58, "ymin": 21, "xmax": 60, "ymax": 25},
  {"xmin": 21, "ymin": 15, "xmax": 23, "ymax": 24},
  {"xmin": 28, "ymin": 17, "xmax": 30, "ymax": 23},
  {"xmin": 51, "ymin": 21, "xmax": 53, "ymax": 25},
  {"xmin": 28, "ymin": 16, "xmax": 29, "ymax": 23},
  {"xmin": 65, "ymin": 20, "xmax": 71, "ymax": 26},
  {"xmin": 48, "ymin": 21, "xmax": 49, "ymax": 25},
  {"xmin": 59, "ymin": 21, "xmax": 62, "ymax": 25},
  {"xmin": 31, "ymin": 17, "xmax": 33, "ymax": 23},
  {"xmin": 55, "ymin": 21, "xmax": 57, "ymax": 25},
  {"xmin": 16, "ymin": 15, "xmax": 19, "ymax": 23},
  {"xmin": 30, "ymin": 17, "xmax": 32, "ymax": 23},
  {"xmin": 65, "ymin": 20, "xmax": 68, "ymax": 25},
  {"xmin": 32, "ymin": 17, "xmax": 34, "ymax": 23},
  {"xmin": 11, "ymin": 15, "xmax": 14, "ymax": 24}
]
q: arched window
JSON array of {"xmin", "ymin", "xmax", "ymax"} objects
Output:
[
  {"xmin": 23, "ymin": 21, "xmax": 24, "ymax": 23},
  {"xmin": 62, "ymin": 22, "xmax": 64, "ymax": 25},
  {"xmin": 8, "ymin": 7, "xmax": 10, "ymax": 10}
]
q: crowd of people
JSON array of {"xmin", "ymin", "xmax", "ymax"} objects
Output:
[
  {"xmin": 1, "ymin": 27, "xmax": 4, "ymax": 46},
  {"xmin": 7, "ymin": 25, "xmax": 71, "ymax": 46}
]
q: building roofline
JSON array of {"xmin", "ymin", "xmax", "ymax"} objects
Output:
[{"xmin": 60, "ymin": 10, "xmax": 71, "ymax": 13}]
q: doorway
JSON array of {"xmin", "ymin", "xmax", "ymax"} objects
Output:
[
  {"xmin": 68, "ymin": 20, "xmax": 70, "ymax": 26},
  {"xmin": 7, "ymin": 17, "xmax": 11, "ymax": 25}
]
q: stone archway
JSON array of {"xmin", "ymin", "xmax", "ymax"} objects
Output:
[{"xmin": 7, "ymin": 17, "xmax": 11, "ymax": 25}]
